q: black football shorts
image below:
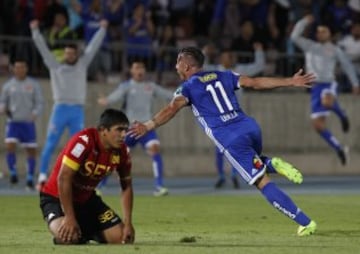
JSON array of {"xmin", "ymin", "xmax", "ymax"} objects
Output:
[{"xmin": 40, "ymin": 192, "xmax": 122, "ymax": 242}]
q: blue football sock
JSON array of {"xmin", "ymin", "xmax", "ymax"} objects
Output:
[
  {"xmin": 318, "ymin": 129, "xmax": 342, "ymax": 152},
  {"xmin": 332, "ymin": 101, "xmax": 347, "ymax": 121},
  {"xmin": 97, "ymin": 175, "xmax": 109, "ymax": 189},
  {"xmin": 6, "ymin": 152, "xmax": 17, "ymax": 176},
  {"xmin": 26, "ymin": 157, "xmax": 36, "ymax": 182},
  {"xmin": 215, "ymin": 148, "xmax": 225, "ymax": 180},
  {"xmin": 152, "ymin": 153, "xmax": 164, "ymax": 188},
  {"xmin": 231, "ymin": 167, "xmax": 238, "ymax": 178},
  {"xmin": 260, "ymin": 156, "xmax": 276, "ymax": 173},
  {"xmin": 261, "ymin": 182, "xmax": 311, "ymax": 226}
]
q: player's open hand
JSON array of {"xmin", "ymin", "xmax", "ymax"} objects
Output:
[
  {"xmin": 100, "ymin": 19, "xmax": 109, "ymax": 28},
  {"xmin": 291, "ymin": 69, "xmax": 315, "ymax": 88},
  {"xmin": 30, "ymin": 20, "xmax": 39, "ymax": 30},
  {"xmin": 58, "ymin": 216, "xmax": 82, "ymax": 244},
  {"xmin": 128, "ymin": 121, "xmax": 148, "ymax": 139},
  {"xmin": 97, "ymin": 95, "xmax": 108, "ymax": 106}
]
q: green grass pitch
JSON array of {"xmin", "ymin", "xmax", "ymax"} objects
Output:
[{"xmin": 0, "ymin": 194, "xmax": 359, "ymax": 254}]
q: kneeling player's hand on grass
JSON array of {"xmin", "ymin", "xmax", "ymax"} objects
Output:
[
  {"xmin": 122, "ymin": 224, "xmax": 135, "ymax": 244},
  {"xmin": 58, "ymin": 216, "xmax": 82, "ymax": 244}
]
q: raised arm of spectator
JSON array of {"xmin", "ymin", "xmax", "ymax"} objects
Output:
[
  {"xmin": 234, "ymin": 42, "xmax": 265, "ymax": 76},
  {"xmin": 290, "ymin": 15, "xmax": 315, "ymax": 51},
  {"xmin": 82, "ymin": 19, "xmax": 108, "ymax": 67},
  {"xmin": 30, "ymin": 20, "xmax": 59, "ymax": 68}
]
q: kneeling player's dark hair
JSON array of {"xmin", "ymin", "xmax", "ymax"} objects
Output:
[{"xmin": 98, "ymin": 108, "xmax": 129, "ymax": 129}]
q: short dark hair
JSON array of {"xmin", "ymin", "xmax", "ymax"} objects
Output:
[
  {"xmin": 12, "ymin": 56, "xmax": 28, "ymax": 65},
  {"xmin": 64, "ymin": 43, "xmax": 78, "ymax": 51},
  {"xmin": 179, "ymin": 47, "xmax": 205, "ymax": 67},
  {"xmin": 98, "ymin": 108, "xmax": 129, "ymax": 129}
]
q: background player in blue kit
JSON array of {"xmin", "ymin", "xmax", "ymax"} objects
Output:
[
  {"xmin": 291, "ymin": 15, "xmax": 360, "ymax": 165},
  {"xmin": 0, "ymin": 58, "xmax": 43, "ymax": 189},
  {"xmin": 98, "ymin": 60, "xmax": 173, "ymax": 196},
  {"xmin": 129, "ymin": 47, "xmax": 317, "ymax": 236}
]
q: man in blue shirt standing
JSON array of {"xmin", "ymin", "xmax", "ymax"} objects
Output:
[{"xmin": 129, "ymin": 47, "xmax": 317, "ymax": 236}]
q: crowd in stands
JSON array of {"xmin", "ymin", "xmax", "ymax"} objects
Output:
[{"xmin": 0, "ymin": 0, "xmax": 359, "ymax": 90}]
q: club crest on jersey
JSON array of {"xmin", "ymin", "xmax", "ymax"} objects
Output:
[
  {"xmin": 174, "ymin": 86, "xmax": 183, "ymax": 96},
  {"xmin": 253, "ymin": 155, "xmax": 263, "ymax": 170},
  {"xmin": 111, "ymin": 154, "xmax": 120, "ymax": 164}
]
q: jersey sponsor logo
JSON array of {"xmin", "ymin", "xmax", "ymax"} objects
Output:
[
  {"xmin": 98, "ymin": 209, "xmax": 116, "ymax": 223},
  {"xmin": 199, "ymin": 73, "xmax": 217, "ymax": 83},
  {"xmin": 71, "ymin": 143, "xmax": 85, "ymax": 158},
  {"xmin": 79, "ymin": 135, "xmax": 89, "ymax": 143},
  {"xmin": 83, "ymin": 161, "xmax": 112, "ymax": 179},
  {"xmin": 273, "ymin": 201, "xmax": 296, "ymax": 219}
]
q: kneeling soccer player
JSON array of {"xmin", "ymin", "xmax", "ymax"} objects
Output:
[{"xmin": 39, "ymin": 108, "xmax": 135, "ymax": 244}]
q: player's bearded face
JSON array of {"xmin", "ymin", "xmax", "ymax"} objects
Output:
[
  {"xmin": 64, "ymin": 48, "xmax": 78, "ymax": 65},
  {"xmin": 316, "ymin": 26, "xmax": 331, "ymax": 43}
]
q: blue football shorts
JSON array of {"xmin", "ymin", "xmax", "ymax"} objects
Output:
[
  {"xmin": 5, "ymin": 121, "xmax": 37, "ymax": 147},
  {"xmin": 211, "ymin": 116, "xmax": 266, "ymax": 185}
]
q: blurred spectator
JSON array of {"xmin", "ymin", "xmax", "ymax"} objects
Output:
[
  {"xmin": 81, "ymin": 0, "xmax": 111, "ymax": 82},
  {"xmin": 150, "ymin": 0, "xmax": 170, "ymax": 35},
  {"xmin": 105, "ymin": 0, "xmax": 125, "ymax": 40},
  {"xmin": 348, "ymin": 0, "xmax": 360, "ymax": 21},
  {"xmin": 168, "ymin": 0, "xmax": 194, "ymax": 26},
  {"xmin": 222, "ymin": 0, "xmax": 241, "ymax": 48},
  {"xmin": 124, "ymin": 3, "xmax": 155, "ymax": 70},
  {"xmin": 155, "ymin": 24, "xmax": 177, "ymax": 83},
  {"xmin": 288, "ymin": 0, "xmax": 325, "ymax": 23},
  {"xmin": 43, "ymin": 0, "xmax": 68, "ymax": 30},
  {"xmin": 44, "ymin": 12, "xmax": 78, "ymax": 62},
  {"xmin": 231, "ymin": 20, "xmax": 257, "ymax": 63},
  {"xmin": 338, "ymin": 22, "xmax": 360, "ymax": 92},
  {"xmin": 321, "ymin": 0, "xmax": 353, "ymax": 39},
  {"xmin": 193, "ymin": 0, "xmax": 215, "ymax": 39},
  {"xmin": 62, "ymin": 0, "xmax": 83, "ymax": 36},
  {"xmin": 267, "ymin": 0, "xmax": 290, "ymax": 50}
]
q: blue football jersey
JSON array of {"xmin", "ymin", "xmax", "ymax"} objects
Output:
[{"xmin": 174, "ymin": 70, "xmax": 246, "ymax": 128}]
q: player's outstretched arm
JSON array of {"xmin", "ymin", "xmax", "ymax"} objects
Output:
[
  {"xmin": 128, "ymin": 95, "xmax": 187, "ymax": 138},
  {"xmin": 239, "ymin": 69, "xmax": 315, "ymax": 90}
]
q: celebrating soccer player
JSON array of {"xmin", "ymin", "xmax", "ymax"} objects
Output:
[{"xmin": 129, "ymin": 46, "xmax": 317, "ymax": 236}]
